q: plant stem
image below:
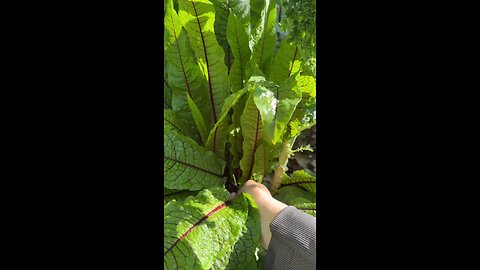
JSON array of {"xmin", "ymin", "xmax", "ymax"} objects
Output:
[{"xmin": 270, "ymin": 137, "xmax": 296, "ymax": 194}]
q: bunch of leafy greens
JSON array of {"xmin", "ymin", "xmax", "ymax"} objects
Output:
[{"xmin": 164, "ymin": 0, "xmax": 316, "ymax": 268}]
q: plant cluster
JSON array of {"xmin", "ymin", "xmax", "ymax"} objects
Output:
[{"xmin": 164, "ymin": 0, "xmax": 316, "ymax": 268}]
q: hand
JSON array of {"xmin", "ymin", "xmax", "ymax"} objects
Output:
[{"xmin": 237, "ymin": 180, "xmax": 288, "ymax": 250}]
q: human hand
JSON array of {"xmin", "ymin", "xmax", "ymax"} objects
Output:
[{"xmin": 236, "ymin": 180, "xmax": 288, "ymax": 250}]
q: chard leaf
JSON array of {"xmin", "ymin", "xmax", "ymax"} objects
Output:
[
  {"xmin": 274, "ymin": 186, "xmax": 316, "ymax": 205},
  {"xmin": 239, "ymin": 89, "xmax": 264, "ymax": 184},
  {"xmin": 165, "ymin": 109, "xmax": 200, "ymax": 142},
  {"xmin": 253, "ymin": 76, "xmax": 302, "ymax": 145},
  {"xmin": 227, "ymin": 9, "xmax": 251, "ymax": 92},
  {"xmin": 268, "ymin": 40, "xmax": 301, "ymax": 84},
  {"xmin": 165, "ymin": 0, "xmax": 211, "ymax": 125},
  {"xmin": 211, "ymin": 0, "xmax": 250, "ymax": 70},
  {"xmin": 164, "ymin": 188, "xmax": 199, "ymax": 205},
  {"xmin": 205, "ymin": 86, "xmax": 249, "ymax": 157},
  {"xmin": 281, "ymin": 170, "xmax": 316, "ymax": 193},
  {"xmin": 187, "ymin": 94, "xmax": 209, "ymax": 145},
  {"xmin": 164, "ymin": 129, "xmax": 226, "ymax": 191},
  {"xmin": 251, "ymin": 141, "xmax": 275, "ymax": 182},
  {"xmin": 227, "ymin": 94, "xmax": 247, "ymax": 170},
  {"xmin": 250, "ymin": 0, "xmax": 276, "ymax": 74},
  {"xmin": 224, "ymin": 195, "xmax": 261, "ymax": 270},
  {"xmin": 293, "ymin": 202, "xmax": 316, "ymax": 217},
  {"xmin": 164, "ymin": 188, "xmax": 249, "ymax": 270},
  {"xmin": 178, "ymin": 0, "xmax": 231, "ymax": 125}
]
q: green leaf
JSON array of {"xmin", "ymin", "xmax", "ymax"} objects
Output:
[
  {"xmin": 210, "ymin": 0, "xmax": 250, "ymax": 70},
  {"xmin": 249, "ymin": 0, "xmax": 265, "ymax": 34},
  {"xmin": 164, "ymin": 188, "xmax": 249, "ymax": 270},
  {"xmin": 205, "ymin": 86, "xmax": 249, "ymax": 157},
  {"xmin": 227, "ymin": 9, "xmax": 251, "ymax": 92},
  {"xmin": 274, "ymin": 186, "xmax": 316, "ymax": 205},
  {"xmin": 227, "ymin": 95, "xmax": 247, "ymax": 170},
  {"xmin": 164, "ymin": 129, "xmax": 226, "ymax": 191},
  {"xmin": 164, "ymin": 188, "xmax": 199, "ymax": 205},
  {"xmin": 164, "ymin": 79, "xmax": 172, "ymax": 109},
  {"xmin": 268, "ymin": 40, "xmax": 301, "ymax": 84},
  {"xmin": 281, "ymin": 170, "xmax": 316, "ymax": 193},
  {"xmin": 165, "ymin": 0, "xmax": 211, "ymax": 125},
  {"xmin": 250, "ymin": 0, "xmax": 276, "ymax": 74},
  {"xmin": 239, "ymin": 89, "xmax": 264, "ymax": 184},
  {"xmin": 187, "ymin": 94, "xmax": 209, "ymax": 145},
  {"xmin": 297, "ymin": 74, "xmax": 316, "ymax": 98},
  {"xmin": 287, "ymin": 94, "xmax": 316, "ymax": 139},
  {"xmin": 165, "ymin": 109, "xmax": 200, "ymax": 142},
  {"xmin": 251, "ymin": 141, "xmax": 275, "ymax": 182},
  {"xmin": 224, "ymin": 195, "xmax": 261, "ymax": 270},
  {"xmin": 292, "ymin": 202, "xmax": 316, "ymax": 217},
  {"xmin": 178, "ymin": 0, "xmax": 231, "ymax": 125},
  {"xmin": 253, "ymin": 76, "xmax": 302, "ymax": 145}
]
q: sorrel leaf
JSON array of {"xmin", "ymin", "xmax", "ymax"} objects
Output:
[
  {"xmin": 164, "ymin": 188, "xmax": 199, "ymax": 205},
  {"xmin": 165, "ymin": 109, "xmax": 200, "ymax": 142},
  {"xmin": 253, "ymin": 76, "xmax": 301, "ymax": 145},
  {"xmin": 226, "ymin": 10, "xmax": 251, "ymax": 92},
  {"xmin": 293, "ymin": 202, "xmax": 316, "ymax": 217},
  {"xmin": 164, "ymin": 129, "xmax": 226, "ymax": 191},
  {"xmin": 281, "ymin": 170, "xmax": 316, "ymax": 193},
  {"xmin": 178, "ymin": 0, "xmax": 231, "ymax": 124},
  {"xmin": 274, "ymin": 186, "xmax": 316, "ymax": 206},
  {"xmin": 238, "ymin": 88, "xmax": 264, "ymax": 183},
  {"xmin": 187, "ymin": 94, "xmax": 209, "ymax": 144},
  {"xmin": 164, "ymin": 188, "xmax": 249, "ymax": 269},
  {"xmin": 250, "ymin": 0, "xmax": 276, "ymax": 74},
  {"xmin": 205, "ymin": 86, "xmax": 249, "ymax": 157},
  {"xmin": 211, "ymin": 0, "xmax": 250, "ymax": 70},
  {"xmin": 165, "ymin": 0, "xmax": 211, "ymax": 125},
  {"xmin": 268, "ymin": 40, "xmax": 301, "ymax": 84}
]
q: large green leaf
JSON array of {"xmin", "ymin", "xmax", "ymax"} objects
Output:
[
  {"xmin": 281, "ymin": 170, "xmax": 316, "ymax": 193},
  {"xmin": 164, "ymin": 188, "xmax": 249, "ymax": 269},
  {"xmin": 268, "ymin": 39, "xmax": 301, "ymax": 84},
  {"xmin": 292, "ymin": 202, "xmax": 316, "ymax": 217},
  {"xmin": 226, "ymin": 8, "xmax": 251, "ymax": 92},
  {"xmin": 251, "ymin": 141, "xmax": 275, "ymax": 182},
  {"xmin": 178, "ymin": 0, "xmax": 231, "ymax": 125},
  {"xmin": 227, "ymin": 94, "xmax": 247, "ymax": 170},
  {"xmin": 165, "ymin": 0, "xmax": 211, "ymax": 125},
  {"xmin": 250, "ymin": 0, "xmax": 276, "ymax": 74},
  {"xmin": 238, "ymin": 89, "xmax": 264, "ymax": 184},
  {"xmin": 210, "ymin": 0, "xmax": 250, "ymax": 70},
  {"xmin": 164, "ymin": 188, "xmax": 199, "ymax": 205},
  {"xmin": 205, "ymin": 86, "xmax": 249, "ymax": 157},
  {"xmin": 224, "ymin": 194, "xmax": 261, "ymax": 270},
  {"xmin": 165, "ymin": 109, "xmax": 200, "ymax": 142},
  {"xmin": 164, "ymin": 129, "xmax": 226, "ymax": 191},
  {"xmin": 253, "ymin": 76, "xmax": 302, "ymax": 145},
  {"xmin": 274, "ymin": 186, "xmax": 316, "ymax": 205},
  {"xmin": 187, "ymin": 94, "xmax": 209, "ymax": 145}
]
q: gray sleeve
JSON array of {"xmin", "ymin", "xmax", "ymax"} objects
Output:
[{"xmin": 264, "ymin": 206, "xmax": 316, "ymax": 270}]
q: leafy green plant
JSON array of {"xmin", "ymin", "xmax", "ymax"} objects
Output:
[{"xmin": 164, "ymin": 0, "xmax": 316, "ymax": 268}]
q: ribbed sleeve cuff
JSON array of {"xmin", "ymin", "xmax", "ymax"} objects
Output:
[{"xmin": 269, "ymin": 206, "xmax": 316, "ymax": 260}]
